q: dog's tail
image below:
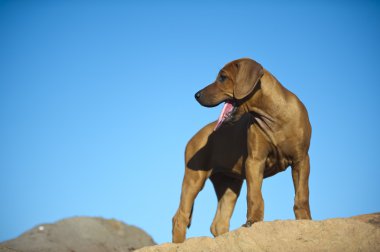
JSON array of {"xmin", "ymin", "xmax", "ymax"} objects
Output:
[{"xmin": 187, "ymin": 204, "xmax": 194, "ymax": 228}]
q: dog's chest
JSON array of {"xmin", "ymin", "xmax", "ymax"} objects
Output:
[{"xmin": 209, "ymin": 124, "xmax": 248, "ymax": 177}]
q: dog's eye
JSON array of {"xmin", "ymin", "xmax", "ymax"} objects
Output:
[{"xmin": 218, "ymin": 75, "xmax": 227, "ymax": 82}]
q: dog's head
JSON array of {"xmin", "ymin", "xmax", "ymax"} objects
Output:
[{"xmin": 195, "ymin": 58, "xmax": 264, "ymax": 130}]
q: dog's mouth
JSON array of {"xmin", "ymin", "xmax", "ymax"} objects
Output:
[{"xmin": 214, "ymin": 101, "xmax": 237, "ymax": 131}]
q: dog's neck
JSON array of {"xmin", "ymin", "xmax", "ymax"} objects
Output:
[{"xmin": 239, "ymin": 69, "xmax": 289, "ymax": 125}]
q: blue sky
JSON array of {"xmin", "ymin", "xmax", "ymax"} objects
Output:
[{"xmin": 1, "ymin": 0, "xmax": 379, "ymax": 244}]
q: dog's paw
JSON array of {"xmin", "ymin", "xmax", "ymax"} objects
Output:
[{"xmin": 242, "ymin": 220, "xmax": 253, "ymax": 227}]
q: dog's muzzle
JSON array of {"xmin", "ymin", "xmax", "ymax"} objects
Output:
[{"xmin": 195, "ymin": 91, "xmax": 202, "ymax": 100}]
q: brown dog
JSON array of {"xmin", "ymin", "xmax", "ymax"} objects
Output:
[{"xmin": 172, "ymin": 58, "xmax": 312, "ymax": 243}]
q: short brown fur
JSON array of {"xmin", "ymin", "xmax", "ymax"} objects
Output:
[{"xmin": 172, "ymin": 58, "xmax": 312, "ymax": 243}]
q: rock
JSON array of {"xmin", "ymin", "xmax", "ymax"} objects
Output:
[
  {"xmin": 136, "ymin": 213, "xmax": 380, "ymax": 252},
  {"xmin": 0, "ymin": 217, "xmax": 155, "ymax": 252}
]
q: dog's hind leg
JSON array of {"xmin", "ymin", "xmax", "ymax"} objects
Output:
[
  {"xmin": 291, "ymin": 154, "xmax": 312, "ymax": 220},
  {"xmin": 172, "ymin": 168, "xmax": 208, "ymax": 243},
  {"xmin": 210, "ymin": 173, "xmax": 243, "ymax": 237}
]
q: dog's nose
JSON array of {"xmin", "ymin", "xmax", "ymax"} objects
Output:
[{"xmin": 195, "ymin": 91, "xmax": 202, "ymax": 100}]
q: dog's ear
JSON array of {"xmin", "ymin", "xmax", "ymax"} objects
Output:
[{"xmin": 234, "ymin": 59, "xmax": 264, "ymax": 100}]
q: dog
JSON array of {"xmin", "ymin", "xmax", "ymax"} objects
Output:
[{"xmin": 172, "ymin": 58, "xmax": 312, "ymax": 243}]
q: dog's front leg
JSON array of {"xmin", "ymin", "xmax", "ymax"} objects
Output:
[
  {"xmin": 243, "ymin": 127, "xmax": 268, "ymax": 227},
  {"xmin": 244, "ymin": 156, "xmax": 265, "ymax": 227}
]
